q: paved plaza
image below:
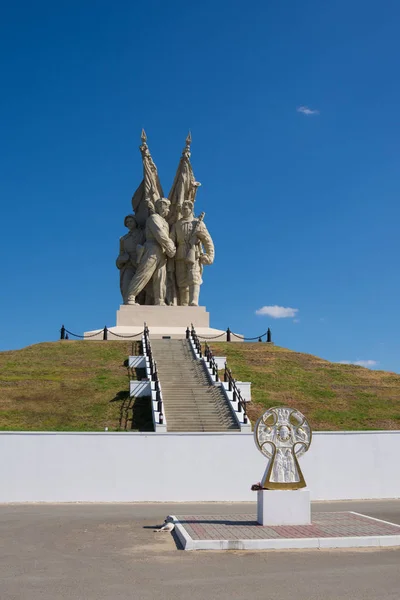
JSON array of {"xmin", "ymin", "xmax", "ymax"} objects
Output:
[
  {"xmin": 175, "ymin": 510, "xmax": 400, "ymax": 549},
  {"xmin": 0, "ymin": 500, "xmax": 399, "ymax": 600}
]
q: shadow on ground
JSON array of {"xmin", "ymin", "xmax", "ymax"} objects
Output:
[{"xmin": 110, "ymin": 390, "xmax": 153, "ymax": 431}]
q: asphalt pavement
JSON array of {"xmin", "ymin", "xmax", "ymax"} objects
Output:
[{"xmin": 0, "ymin": 500, "xmax": 399, "ymax": 600}]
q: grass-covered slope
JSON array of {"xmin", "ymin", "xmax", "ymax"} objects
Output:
[
  {"xmin": 0, "ymin": 341, "xmax": 134, "ymax": 431},
  {"xmin": 210, "ymin": 342, "xmax": 400, "ymax": 430},
  {"xmin": 0, "ymin": 340, "xmax": 399, "ymax": 431}
]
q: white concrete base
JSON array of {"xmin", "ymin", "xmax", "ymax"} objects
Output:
[
  {"xmin": 257, "ymin": 489, "xmax": 311, "ymax": 526},
  {"xmin": 117, "ymin": 305, "xmax": 210, "ymax": 327},
  {"xmin": 83, "ymin": 325, "xmax": 235, "ymax": 341},
  {"xmin": 84, "ymin": 304, "xmax": 244, "ymax": 340},
  {"xmin": 128, "ymin": 356, "xmax": 146, "ymax": 368},
  {"xmin": 129, "ymin": 381, "xmax": 151, "ymax": 397},
  {"xmin": 235, "ymin": 381, "xmax": 251, "ymax": 402}
]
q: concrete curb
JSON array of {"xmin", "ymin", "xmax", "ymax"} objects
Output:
[{"xmin": 173, "ymin": 512, "xmax": 400, "ymax": 551}]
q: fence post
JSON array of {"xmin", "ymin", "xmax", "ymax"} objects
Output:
[
  {"xmin": 103, "ymin": 326, "xmax": 108, "ymax": 341},
  {"xmin": 60, "ymin": 325, "xmax": 66, "ymax": 340},
  {"xmin": 186, "ymin": 326, "xmax": 190, "ymax": 339},
  {"xmin": 267, "ymin": 328, "xmax": 272, "ymax": 343},
  {"xmin": 226, "ymin": 327, "xmax": 231, "ymax": 342}
]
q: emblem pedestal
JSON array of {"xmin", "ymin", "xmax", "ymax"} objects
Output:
[{"xmin": 257, "ymin": 490, "xmax": 311, "ymax": 526}]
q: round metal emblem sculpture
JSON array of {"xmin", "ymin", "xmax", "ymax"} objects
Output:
[{"xmin": 254, "ymin": 407, "xmax": 312, "ymax": 490}]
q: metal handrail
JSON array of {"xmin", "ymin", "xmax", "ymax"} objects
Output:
[
  {"xmin": 143, "ymin": 322, "xmax": 164, "ymax": 425},
  {"xmin": 204, "ymin": 343, "xmax": 219, "ymax": 382},
  {"xmin": 224, "ymin": 364, "xmax": 248, "ymax": 424},
  {"xmin": 190, "ymin": 324, "xmax": 202, "ymax": 357},
  {"xmin": 190, "ymin": 326, "xmax": 248, "ymax": 424}
]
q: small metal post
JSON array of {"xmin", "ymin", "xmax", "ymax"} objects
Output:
[
  {"xmin": 103, "ymin": 326, "xmax": 108, "ymax": 341},
  {"xmin": 226, "ymin": 327, "xmax": 231, "ymax": 342},
  {"xmin": 267, "ymin": 328, "xmax": 272, "ymax": 343},
  {"xmin": 186, "ymin": 326, "xmax": 190, "ymax": 339},
  {"xmin": 60, "ymin": 325, "xmax": 65, "ymax": 340},
  {"xmin": 258, "ymin": 337, "xmax": 262, "ymax": 342},
  {"xmin": 159, "ymin": 412, "xmax": 164, "ymax": 425},
  {"xmin": 65, "ymin": 333, "xmax": 69, "ymax": 340}
]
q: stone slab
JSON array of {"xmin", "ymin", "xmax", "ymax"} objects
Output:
[
  {"xmin": 257, "ymin": 489, "xmax": 311, "ymax": 526},
  {"xmin": 117, "ymin": 305, "xmax": 210, "ymax": 328},
  {"xmin": 173, "ymin": 511, "xmax": 400, "ymax": 551},
  {"xmin": 84, "ymin": 305, "xmax": 244, "ymax": 340},
  {"xmin": 129, "ymin": 381, "xmax": 151, "ymax": 397}
]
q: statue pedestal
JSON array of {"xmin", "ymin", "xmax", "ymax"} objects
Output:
[
  {"xmin": 84, "ymin": 305, "xmax": 244, "ymax": 341},
  {"xmin": 257, "ymin": 490, "xmax": 311, "ymax": 526},
  {"xmin": 116, "ymin": 305, "xmax": 210, "ymax": 328}
]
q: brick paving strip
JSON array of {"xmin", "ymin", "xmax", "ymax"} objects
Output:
[{"xmin": 173, "ymin": 512, "xmax": 400, "ymax": 550}]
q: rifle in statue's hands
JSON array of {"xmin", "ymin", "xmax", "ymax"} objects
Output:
[{"xmin": 186, "ymin": 212, "xmax": 205, "ymax": 265}]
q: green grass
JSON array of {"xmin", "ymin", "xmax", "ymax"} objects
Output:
[
  {"xmin": 0, "ymin": 340, "xmax": 143, "ymax": 432},
  {"xmin": 1, "ymin": 340, "xmax": 399, "ymax": 431},
  {"xmin": 210, "ymin": 342, "xmax": 400, "ymax": 431}
]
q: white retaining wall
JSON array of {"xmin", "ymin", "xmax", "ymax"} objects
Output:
[{"xmin": 0, "ymin": 431, "xmax": 399, "ymax": 503}]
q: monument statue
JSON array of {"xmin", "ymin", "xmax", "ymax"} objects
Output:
[
  {"xmin": 254, "ymin": 407, "xmax": 312, "ymax": 490},
  {"xmin": 170, "ymin": 199, "xmax": 214, "ymax": 306},
  {"xmin": 118, "ymin": 131, "xmax": 214, "ymax": 307},
  {"xmin": 126, "ymin": 198, "xmax": 176, "ymax": 306},
  {"xmin": 116, "ymin": 215, "xmax": 145, "ymax": 304}
]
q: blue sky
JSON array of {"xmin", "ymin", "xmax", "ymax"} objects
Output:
[{"xmin": 1, "ymin": 0, "xmax": 399, "ymax": 372}]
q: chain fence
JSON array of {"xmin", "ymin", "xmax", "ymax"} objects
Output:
[
  {"xmin": 59, "ymin": 324, "xmax": 273, "ymax": 343},
  {"xmin": 60, "ymin": 325, "xmax": 145, "ymax": 341}
]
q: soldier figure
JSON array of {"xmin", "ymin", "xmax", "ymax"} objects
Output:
[
  {"xmin": 116, "ymin": 215, "xmax": 145, "ymax": 304},
  {"xmin": 170, "ymin": 199, "xmax": 214, "ymax": 306},
  {"xmin": 126, "ymin": 198, "xmax": 176, "ymax": 306}
]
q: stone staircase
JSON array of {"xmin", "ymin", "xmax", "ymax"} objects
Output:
[{"xmin": 150, "ymin": 339, "xmax": 240, "ymax": 432}]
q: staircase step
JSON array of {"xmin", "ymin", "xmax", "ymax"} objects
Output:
[{"xmin": 149, "ymin": 338, "xmax": 240, "ymax": 433}]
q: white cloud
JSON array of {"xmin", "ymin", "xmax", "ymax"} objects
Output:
[
  {"xmin": 255, "ymin": 305, "xmax": 299, "ymax": 319},
  {"xmin": 338, "ymin": 360, "xmax": 378, "ymax": 368},
  {"xmin": 297, "ymin": 105, "xmax": 320, "ymax": 116}
]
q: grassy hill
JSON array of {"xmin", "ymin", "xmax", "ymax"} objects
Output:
[
  {"xmin": 0, "ymin": 341, "xmax": 144, "ymax": 432},
  {"xmin": 211, "ymin": 342, "xmax": 400, "ymax": 430},
  {"xmin": 0, "ymin": 340, "xmax": 399, "ymax": 431}
]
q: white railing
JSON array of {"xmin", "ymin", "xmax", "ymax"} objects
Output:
[
  {"xmin": 142, "ymin": 323, "xmax": 167, "ymax": 432},
  {"xmin": 189, "ymin": 326, "xmax": 251, "ymax": 432}
]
